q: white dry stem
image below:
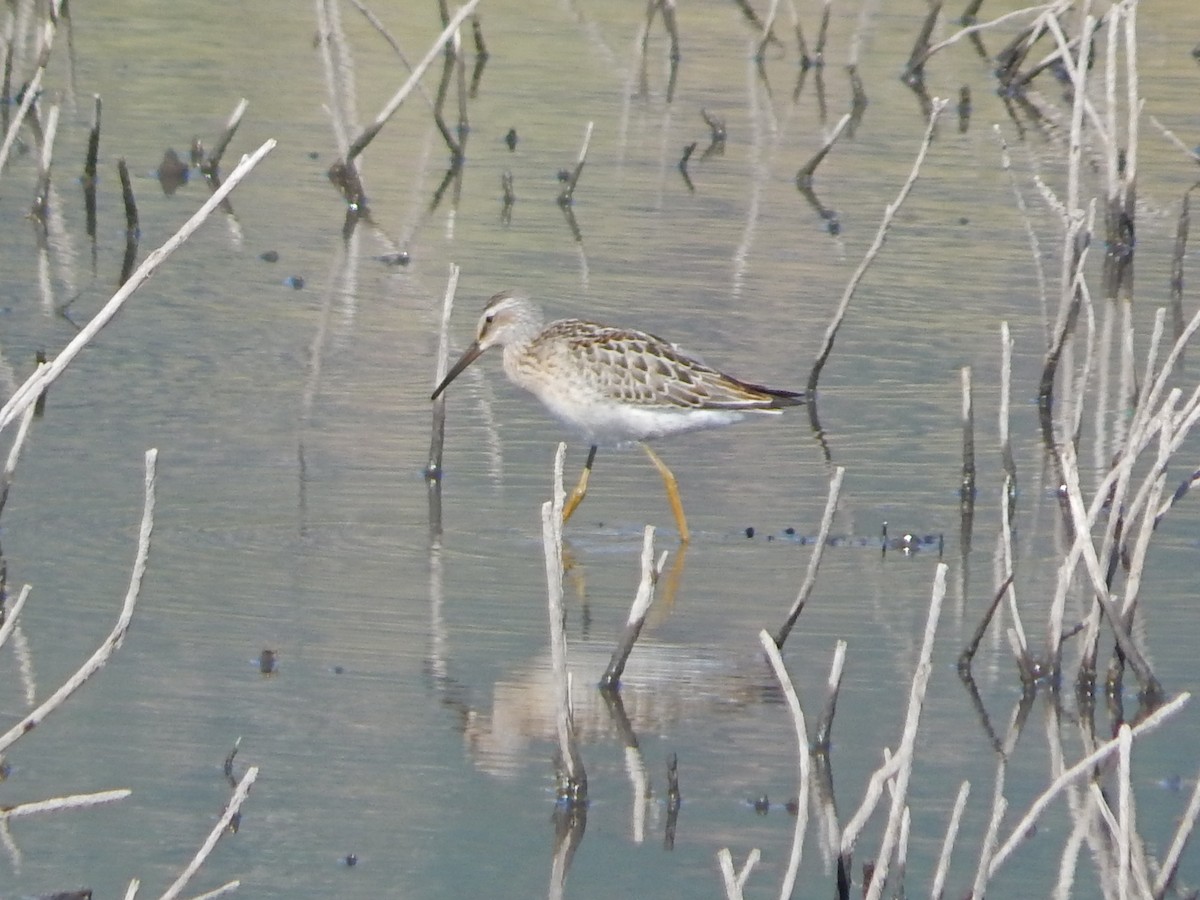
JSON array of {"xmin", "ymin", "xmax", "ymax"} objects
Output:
[
  {"xmin": 3, "ymin": 391, "xmax": 38, "ymax": 484},
  {"xmin": 1155, "ymin": 761, "xmax": 1200, "ymax": 897},
  {"xmin": 183, "ymin": 880, "xmax": 241, "ymax": 900},
  {"xmin": 863, "ymin": 563, "xmax": 948, "ymax": 900},
  {"xmin": 0, "ymin": 0, "xmax": 62, "ymax": 179},
  {"xmin": 0, "ymin": 449, "xmax": 157, "ymax": 754},
  {"xmin": 1058, "ymin": 441, "xmax": 1155, "ymax": 689},
  {"xmin": 628, "ymin": 525, "xmax": 660, "ymax": 626},
  {"xmin": 776, "ymin": 466, "xmax": 844, "ymax": 643},
  {"xmin": 342, "ymin": 0, "xmax": 482, "ymax": 164},
  {"xmin": 930, "ymin": 781, "xmax": 970, "ymax": 899},
  {"xmin": 987, "ymin": 693, "xmax": 1190, "ymax": 879},
  {"xmin": 0, "ymin": 584, "xmax": 31, "ymax": 652},
  {"xmin": 716, "ymin": 846, "xmax": 760, "ymax": 900},
  {"xmin": 758, "ymin": 631, "xmax": 811, "ymax": 899},
  {"xmin": 541, "ymin": 444, "xmax": 583, "ymax": 793},
  {"xmin": 158, "ymin": 766, "xmax": 258, "ymax": 900},
  {"xmin": 811, "ymin": 98, "xmax": 948, "ymax": 385},
  {"xmin": 0, "ymin": 788, "xmax": 130, "ymax": 819},
  {"xmin": 0, "ymin": 141, "xmax": 278, "ymax": 437}
]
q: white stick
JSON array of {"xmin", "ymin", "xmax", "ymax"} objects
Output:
[
  {"xmin": 541, "ymin": 443, "xmax": 584, "ymax": 796},
  {"xmin": 0, "ymin": 449, "xmax": 157, "ymax": 753},
  {"xmin": 1155, "ymin": 759, "xmax": 1200, "ymax": 896},
  {"xmin": 158, "ymin": 766, "xmax": 259, "ymax": 900},
  {"xmin": 184, "ymin": 880, "xmax": 241, "ymax": 900},
  {"xmin": 0, "ymin": 584, "xmax": 31, "ymax": 651},
  {"xmin": 0, "ymin": 787, "xmax": 130, "ymax": 819},
  {"xmin": 0, "ymin": 141, "xmax": 277, "ymax": 436},
  {"xmin": 344, "ymin": 0, "xmax": 483, "ymax": 163},
  {"xmin": 864, "ymin": 563, "xmax": 947, "ymax": 900},
  {"xmin": 987, "ymin": 693, "xmax": 1190, "ymax": 878},
  {"xmin": 930, "ymin": 781, "xmax": 970, "ymax": 899},
  {"xmin": 758, "ymin": 630, "xmax": 811, "ymax": 899}
]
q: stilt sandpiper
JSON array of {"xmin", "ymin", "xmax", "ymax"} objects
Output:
[{"xmin": 431, "ymin": 290, "xmax": 804, "ymax": 541}]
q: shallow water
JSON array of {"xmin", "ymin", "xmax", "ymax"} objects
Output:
[{"xmin": 0, "ymin": 1, "xmax": 1198, "ymax": 898}]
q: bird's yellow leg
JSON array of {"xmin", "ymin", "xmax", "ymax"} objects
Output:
[
  {"xmin": 641, "ymin": 444, "xmax": 690, "ymax": 543},
  {"xmin": 563, "ymin": 445, "xmax": 598, "ymax": 524}
]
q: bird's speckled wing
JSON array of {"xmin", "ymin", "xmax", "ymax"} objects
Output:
[{"xmin": 524, "ymin": 319, "xmax": 801, "ymax": 411}]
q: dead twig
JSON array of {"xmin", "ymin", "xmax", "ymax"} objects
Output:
[
  {"xmin": 541, "ymin": 443, "xmax": 587, "ymax": 804},
  {"xmin": 202, "ymin": 97, "xmax": 248, "ymax": 177},
  {"xmin": 426, "ymin": 264, "xmax": 460, "ymax": 483},
  {"xmin": 0, "ymin": 140, "xmax": 276, "ymax": 436},
  {"xmin": 558, "ymin": 121, "xmax": 594, "ymax": 207},
  {"xmin": 0, "ymin": 448, "xmax": 157, "ymax": 754},
  {"xmin": 157, "ymin": 765, "xmax": 259, "ymax": 900},
  {"xmin": 774, "ymin": 466, "xmax": 844, "ymax": 647},
  {"xmin": 986, "ymin": 693, "xmax": 1190, "ymax": 880},
  {"xmin": 600, "ymin": 527, "xmax": 666, "ymax": 690},
  {"xmin": 0, "ymin": 788, "xmax": 130, "ymax": 820},
  {"xmin": 795, "ymin": 112, "xmax": 850, "ymax": 189},
  {"xmin": 808, "ymin": 98, "xmax": 948, "ymax": 396}
]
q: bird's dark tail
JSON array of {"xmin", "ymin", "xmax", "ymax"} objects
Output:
[{"xmin": 736, "ymin": 379, "xmax": 806, "ymax": 409}]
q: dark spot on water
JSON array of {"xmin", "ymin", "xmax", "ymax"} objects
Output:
[
  {"xmin": 784, "ymin": 526, "xmax": 795, "ymax": 535},
  {"xmin": 504, "ymin": 128, "xmax": 518, "ymax": 151},
  {"xmin": 1159, "ymin": 774, "xmax": 1183, "ymax": 792},
  {"xmin": 344, "ymin": 853, "xmax": 358, "ymax": 867},
  {"xmin": 259, "ymin": 250, "xmax": 279, "ymax": 263},
  {"xmin": 285, "ymin": 276, "xmax": 305, "ymax": 290},
  {"xmin": 557, "ymin": 168, "xmax": 570, "ymax": 182},
  {"xmin": 744, "ymin": 526, "xmax": 755, "ymax": 539},
  {"xmin": 259, "ymin": 649, "xmax": 278, "ymax": 675},
  {"xmin": 309, "ymin": 150, "xmax": 321, "ymax": 159},
  {"xmin": 333, "ymin": 665, "xmax": 345, "ymax": 675},
  {"xmin": 157, "ymin": 148, "xmax": 189, "ymax": 195},
  {"xmin": 376, "ymin": 251, "xmax": 410, "ymax": 267},
  {"xmin": 752, "ymin": 794, "xmax": 769, "ymax": 814}
]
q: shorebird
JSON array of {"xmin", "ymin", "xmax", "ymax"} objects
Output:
[{"xmin": 431, "ymin": 290, "xmax": 804, "ymax": 541}]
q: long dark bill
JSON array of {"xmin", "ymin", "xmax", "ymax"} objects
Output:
[{"xmin": 431, "ymin": 341, "xmax": 485, "ymax": 400}]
